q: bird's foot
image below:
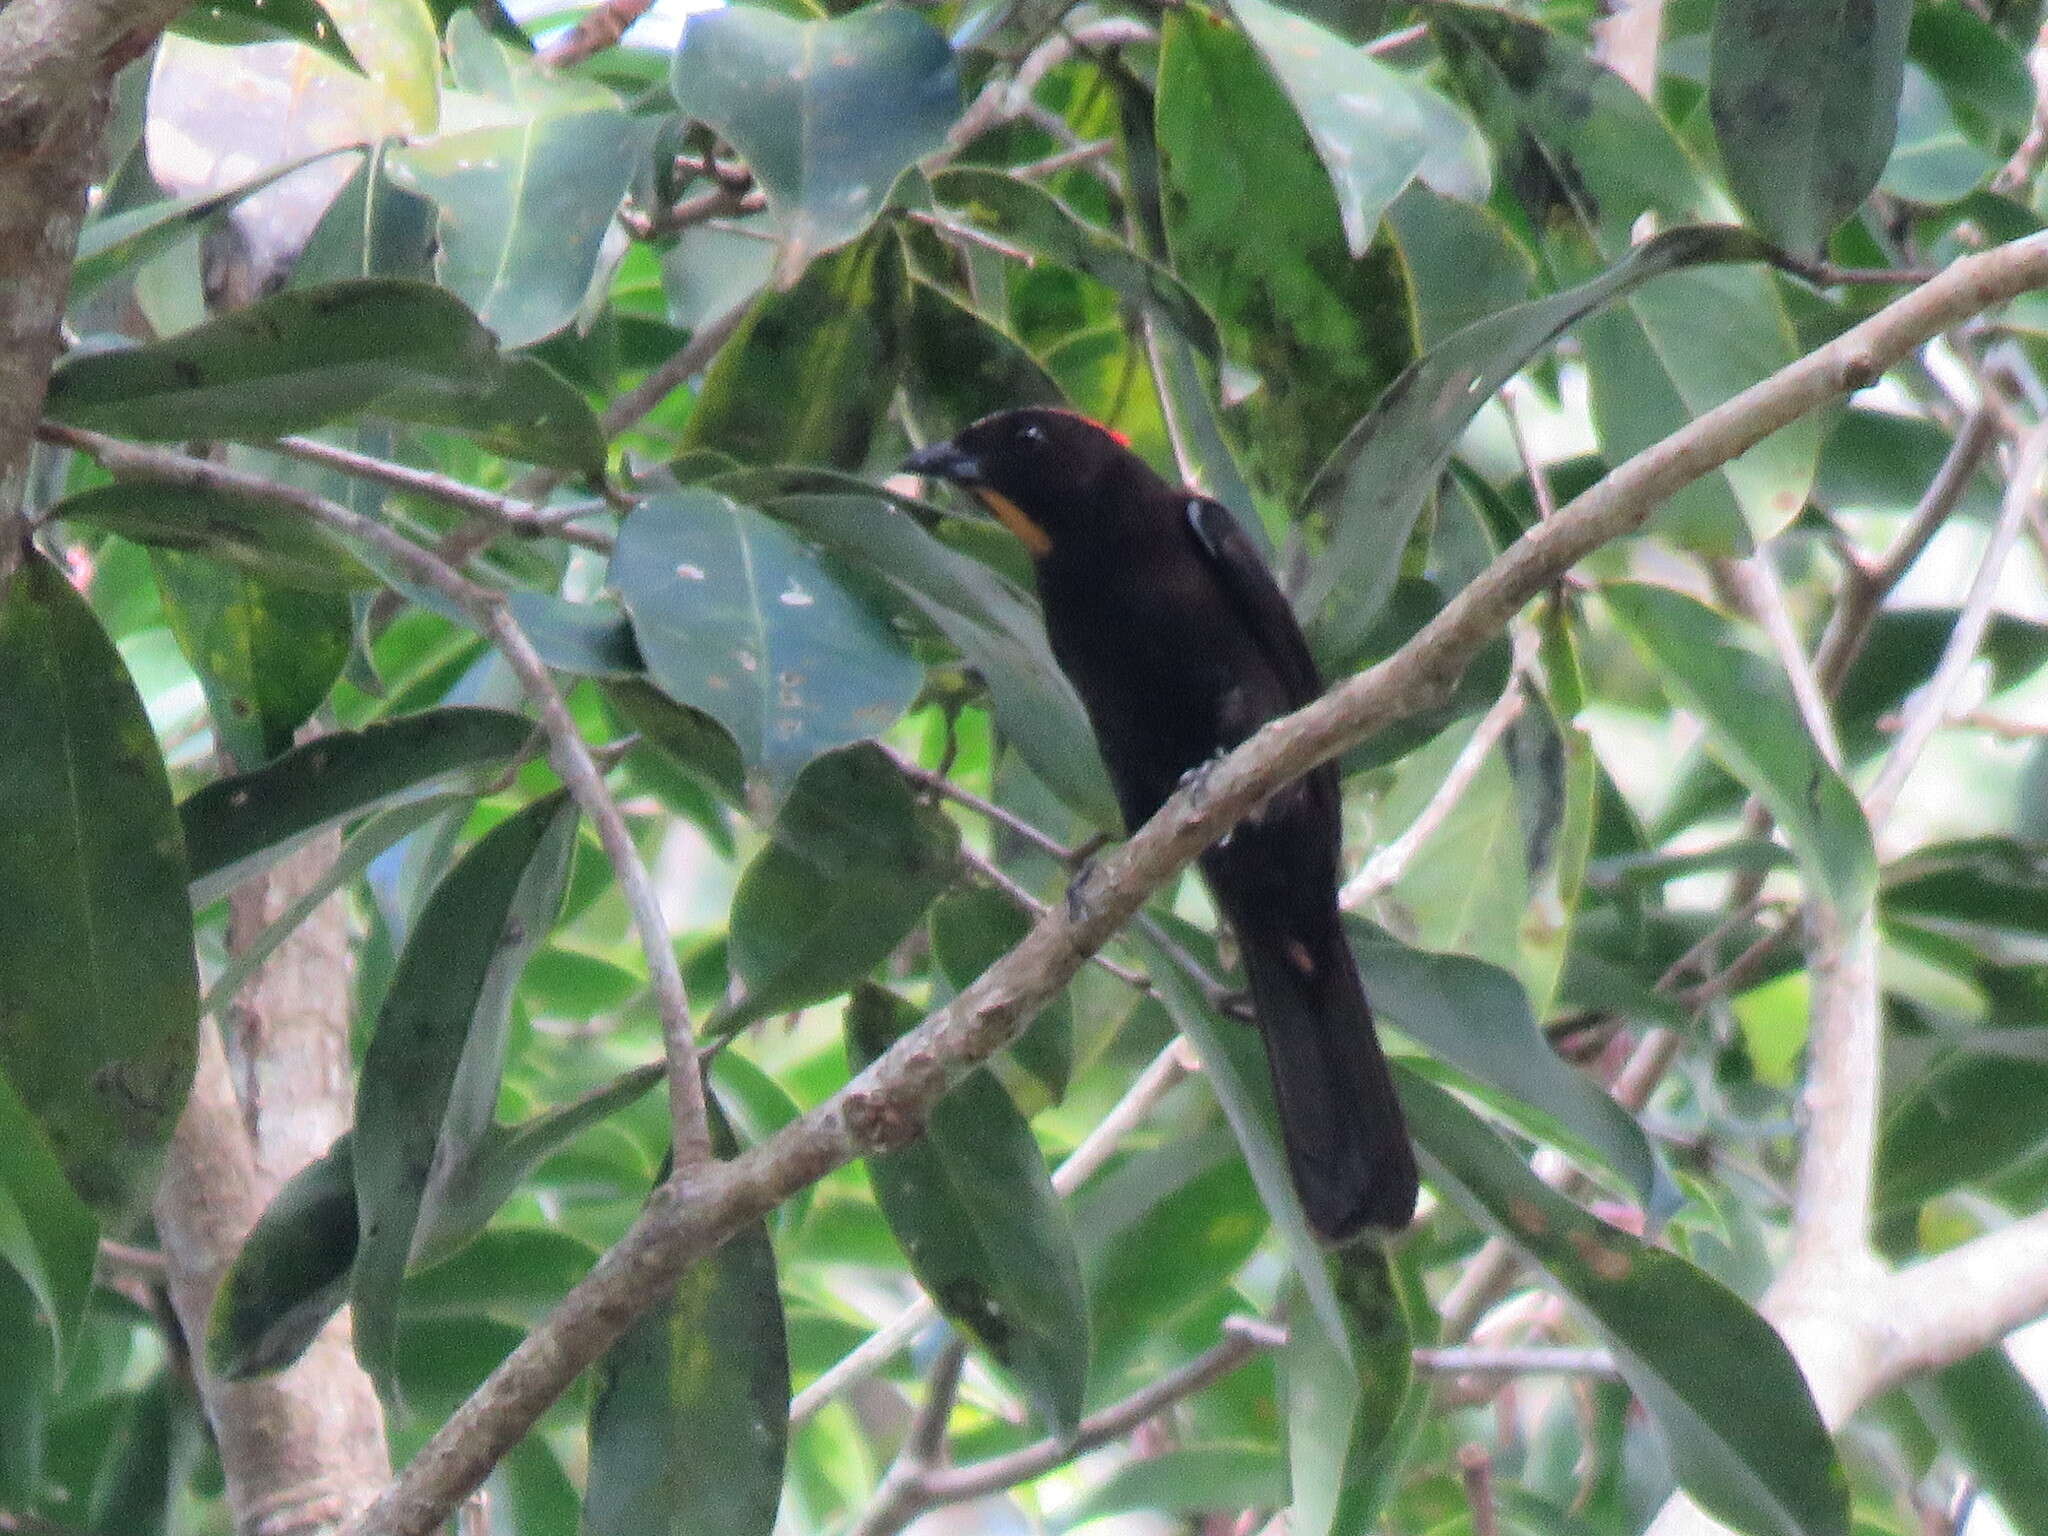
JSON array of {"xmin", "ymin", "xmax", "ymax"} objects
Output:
[{"xmin": 1065, "ymin": 855, "xmax": 1102, "ymax": 923}]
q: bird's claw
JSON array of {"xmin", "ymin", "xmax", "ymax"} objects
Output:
[{"xmin": 1065, "ymin": 856, "xmax": 1101, "ymax": 923}]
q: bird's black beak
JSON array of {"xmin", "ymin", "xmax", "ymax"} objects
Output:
[{"xmin": 901, "ymin": 439, "xmax": 984, "ymax": 485}]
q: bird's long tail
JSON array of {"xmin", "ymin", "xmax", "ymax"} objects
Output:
[{"xmin": 1240, "ymin": 920, "xmax": 1419, "ymax": 1241}]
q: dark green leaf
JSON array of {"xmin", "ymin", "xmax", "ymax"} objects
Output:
[
  {"xmin": 1346, "ymin": 922, "xmax": 1672, "ymax": 1216},
  {"xmin": 931, "ymin": 169, "xmax": 1222, "ymax": 361},
  {"xmin": 169, "ymin": 0, "xmax": 358, "ymax": 63},
  {"xmin": 900, "ymin": 279, "xmax": 1066, "ymax": 446},
  {"xmin": 208, "ymin": 1138, "xmax": 359, "ymax": 1381},
  {"xmin": 1910, "ymin": 1348, "xmax": 2048, "ymax": 1535},
  {"xmin": 612, "ymin": 489, "xmax": 922, "ymax": 801},
  {"xmin": 681, "ymin": 230, "xmax": 904, "ymax": 470},
  {"xmin": 0, "ymin": 554, "xmax": 199, "ymax": 1221},
  {"xmin": 0, "ymin": 1268, "xmax": 53, "ymax": 1503},
  {"xmin": 53, "ymin": 483, "xmax": 378, "ymax": 592},
  {"xmin": 670, "ymin": 6, "xmax": 958, "ymax": 268},
  {"xmin": 1156, "ymin": 9, "xmax": 1416, "ymax": 507},
  {"xmin": 45, "ymin": 280, "xmax": 503, "ymax": 442},
  {"xmin": 845, "ymin": 984, "xmax": 1091, "ymax": 1439},
  {"xmin": 1605, "ymin": 583, "xmax": 1875, "ymax": 915},
  {"xmin": 374, "ymin": 355, "xmax": 607, "ymax": 476},
  {"xmin": 1283, "ymin": 1247, "xmax": 1420, "ymax": 1536},
  {"xmin": 1400, "ymin": 1069, "xmax": 1851, "ymax": 1536},
  {"xmin": 181, "ymin": 707, "xmax": 534, "ymax": 904},
  {"xmin": 1061, "ymin": 1446, "xmax": 1285, "ymax": 1529},
  {"xmin": 1383, "ymin": 183, "xmax": 1534, "ymax": 348},
  {"xmin": 766, "ymin": 493, "xmax": 1118, "ymax": 828},
  {"xmin": 1709, "ymin": 0, "xmax": 1912, "ymax": 256},
  {"xmin": 722, "ymin": 747, "xmax": 958, "ymax": 1025},
  {"xmin": 1301, "ymin": 226, "xmax": 1774, "ymax": 663},
  {"xmin": 931, "ymin": 887, "xmax": 1073, "ymax": 1101},
  {"xmin": 1876, "ymin": 1040, "xmax": 2048, "ymax": 1211},
  {"xmin": 0, "ymin": 1074, "xmax": 98, "ymax": 1378},
  {"xmin": 605, "ymin": 678, "xmax": 747, "ymax": 807},
  {"xmin": 1885, "ymin": 837, "xmax": 2048, "ymax": 938},
  {"xmin": 152, "ymin": 551, "xmax": 351, "ymax": 765},
  {"xmin": 291, "ymin": 152, "xmax": 439, "ymax": 287},
  {"xmin": 586, "ymin": 1100, "xmax": 789, "ymax": 1536},
  {"xmin": 352, "ymin": 794, "xmax": 579, "ymax": 1393}
]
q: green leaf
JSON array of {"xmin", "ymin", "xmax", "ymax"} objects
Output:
[
  {"xmin": 1605, "ymin": 582, "xmax": 1876, "ymax": 916},
  {"xmin": 208, "ymin": 1138, "xmax": 359, "ymax": 1381},
  {"xmin": 722, "ymin": 747, "xmax": 958, "ymax": 1026},
  {"xmin": 45, "ymin": 279, "xmax": 502, "ymax": 442},
  {"xmin": 931, "ymin": 169, "xmax": 1222, "ymax": 361},
  {"xmin": 1346, "ymin": 922, "xmax": 1672, "ymax": 1217},
  {"xmin": 1910, "ymin": 1348, "xmax": 2048, "ymax": 1536},
  {"xmin": 1283, "ymin": 1247, "xmax": 1420, "ymax": 1536},
  {"xmin": 844, "ymin": 984, "xmax": 1091, "ymax": 1440},
  {"xmin": 374, "ymin": 355, "xmax": 607, "ymax": 476},
  {"xmin": 1300, "ymin": 225, "xmax": 1774, "ymax": 664},
  {"xmin": 1709, "ymin": 0, "xmax": 1911, "ymax": 256},
  {"xmin": 765, "ymin": 493, "xmax": 1118, "ymax": 829},
  {"xmin": 71, "ymin": 145, "xmax": 364, "ymax": 300},
  {"xmin": 0, "ymin": 1268, "xmax": 53, "ymax": 1503},
  {"xmin": 1383, "ymin": 183, "xmax": 1533, "ymax": 349},
  {"xmin": 1876, "ymin": 1038, "xmax": 2048, "ymax": 1211},
  {"xmin": 930, "ymin": 887, "xmax": 1073, "ymax": 1102},
  {"xmin": 1228, "ymin": 0, "xmax": 1488, "ymax": 255},
  {"xmin": 605, "ymin": 678, "xmax": 746, "ymax": 807},
  {"xmin": 152, "ymin": 551, "xmax": 351, "ymax": 766},
  {"xmin": 1881, "ymin": 63, "xmax": 1995, "ymax": 205},
  {"xmin": 1156, "ymin": 9, "xmax": 1417, "ymax": 508},
  {"xmin": 1884, "ymin": 836, "xmax": 2048, "ymax": 938},
  {"xmin": 1432, "ymin": 2, "xmax": 1818, "ymax": 553},
  {"xmin": 181, "ymin": 707, "xmax": 534, "ymax": 904},
  {"xmin": 168, "ymin": 0, "xmax": 358, "ymax": 63},
  {"xmin": 388, "ymin": 106, "xmax": 643, "ymax": 350},
  {"xmin": 52, "ymin": 483, "xmax": 378, "ymax": 592},
  {"xmin": 1128, "ymin": 917, "xmax": 1352, "ymax": 1362},
  {"xmin": 0, "ymin": 554, "xmax": 199, "ymax": 1221},
  {"xmin": 680, "ymin": 230, "xmax": 905, "ymax": 470},
  {"xmin": 669, "ymin": 6, "xmax": 959, "ymax": 268},
  {"xmin": 201, "ymin": 795, "xmax": 467, "ymax": 1022},
  {"xmin": 351, "ymin": 794, "xmax": 579, "ymax": 1393},
  {"xmin": 1399, "ymin": 1069, "xmax": 1851, "ymax": 1536},
  {"xmin": 291, "ymin": 151, "xmax": 439, "ymax": 287},
  {"xmin": 0, "ymin": 1074, "xmax": 97, "ymax": 1378},
  {"xmin": 585, "ymin": 1102, "xmax": 789, "ymax": 1536},
  {"xmin": 899, "ymin": 279, "xmax": 1066, "ymax": 446},
  {"xmin": 611, "ymin": 489, "xmax": 922, "ymax": 802}
]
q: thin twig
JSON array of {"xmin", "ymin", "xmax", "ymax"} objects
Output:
[
  {"xmin": 38, "ymin": 423, "xmax": 715, "ymax": 1171},
  {"xmin": 1459, "ymin": 1444, "xmax": 1501, "ymax": 1536},
  {"xmin": 847, "ymin": 1338, "xmax": 970, "ymax": 1536},
  {"xmin": 1733, "ymin": 549, "xmax": 1842, "ymax": 768},
  {"xmin": 1866, "ymin": 418, "xmax": 2048, "ymax": 828},
  {"xmin": 1415, "ymin": 1345, "xmax": 1619, "ymax": 1378},
  {"xmin": 958, "ymin": 843, "xmax": 1150, "ymax": 992},
  {"xmin": 536, "ymin": 0, "xmax": 654, "ymax": 68},
  {"xmin": 268, "ymin": 435, "xmax": 613, "ymax": 553}
]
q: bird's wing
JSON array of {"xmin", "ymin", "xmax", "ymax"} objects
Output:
[{"xmin": 1182, "ymin": 497, "xmax": 1323, "ymax": 710}]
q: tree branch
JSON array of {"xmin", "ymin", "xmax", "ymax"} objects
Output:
[{"xmin": 333, "ymin": 232, "xmax": 2048, "ymax": 1536}]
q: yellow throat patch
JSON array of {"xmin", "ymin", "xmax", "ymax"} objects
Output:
[{"xmin": 972, "ymin": 487, "xmax": 1053, "ymax": 557}]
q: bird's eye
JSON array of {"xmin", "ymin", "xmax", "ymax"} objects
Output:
[{"xmin": 1016, "ymin": 422, "xmax": 1047, "ymax": 447}]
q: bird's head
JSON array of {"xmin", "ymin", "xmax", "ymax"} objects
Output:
[{"xmin": 901, "ymin": 408, "xmax": 1154, "ymax": 557}]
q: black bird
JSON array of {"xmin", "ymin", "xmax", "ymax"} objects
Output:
[{"xmin": 903, "ymin": 407, "xmax": 1418, "ymax": 1240}]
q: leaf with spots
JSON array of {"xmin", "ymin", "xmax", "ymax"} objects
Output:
[
  {"xmin": 0, "ymin": 555, "xmax": 199, "ymax": 1225},
  {"xmin": 1710, "ymin": 0, "xmax": 1911, "ymax": 257},
  {"xmin": 669, "ymin": 5, "xmax": 959, "ymax": 270},
  {"xmin": 181, "ymin": 707, "xmax": 535, "ymax": 903},
  {"xmin": 611, "ymin": 489, "xmax": 922, "ymax": 803},
  {"xmin": 585, "ymin": 1098, "xmax": 788, "ymax": 1536},
  {"xmin": 844, "ymin": 984, "xmax": 1090, "ymax": 1440},
  {"xmin": 351, "ymin": 793, "xmax": 579, "ymax": 1396},
  {"xmin": 680, "ymin": 229, "xmax": 906, "ymax": 471},
  {"xmin": 1398, "ymin": 1068, "xmax": 1851, "ymax": 1536},
  {"xmin": 1156, "ymin": 7, "xmax": 1417, "ymax": 509},
  {"xmin": 721, "ymin": 747, "xmax": 958, "ymax": 1029},
  {"xmin": 52, "ymin": 483, "xmax": 378, "ymax": 593},
  {"xmin": 152, "ymin": 551, "xmax": 351, "ymax": 768}
]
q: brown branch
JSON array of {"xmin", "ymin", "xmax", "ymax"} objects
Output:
[
  {"xmin": 535, "ymin": 0, "xmax": 655, "ymax": 69},
  {"xmin": 335, "ymin": 233, "xmax": 2048, "ymax": 1536}
]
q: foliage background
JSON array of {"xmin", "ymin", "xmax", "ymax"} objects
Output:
[{"xmin": 6, "ymin": 2, "xmax": 2048, "ymax": 1536}]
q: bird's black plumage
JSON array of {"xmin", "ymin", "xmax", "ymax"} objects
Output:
[{"xmin": 904, "ymin": 407, "xmax": 1419, "ymax": 1240}]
